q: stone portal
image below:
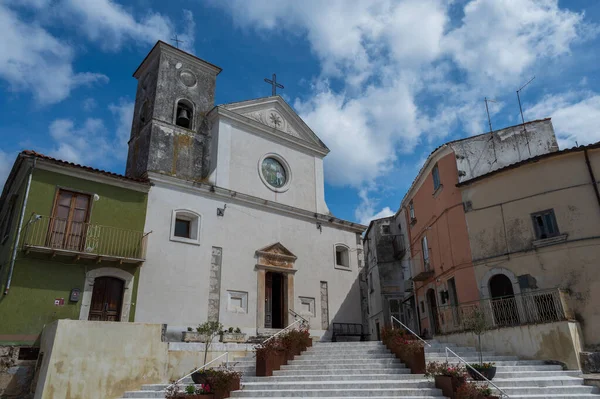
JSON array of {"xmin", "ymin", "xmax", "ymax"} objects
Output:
[{"xmin": 255, "ymin": 243, "xmax": 297, "ymax": 333}]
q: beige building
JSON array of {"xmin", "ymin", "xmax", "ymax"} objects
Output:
[{"xmin": 459, "ymin": 142, "xmax": 600, "ymax": 348}]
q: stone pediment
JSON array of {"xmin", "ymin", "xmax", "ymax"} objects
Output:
[
  {"xmin": 256, "ymin": 242, "xmax": 297, "ymax": 269},
  {"xmin": 220, "ymin": 96, "xmax": 329, "ymax": 153}
]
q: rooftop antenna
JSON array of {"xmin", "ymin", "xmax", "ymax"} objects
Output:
[
  {"xmin": 517, "ymin": 76, "xmax": 535, "ymax": 156},
  {"xmin": 485, "ymin": 97, "xmax": 498, "ymax": 163},
  {"xmin": 485, "ymin": 97, "xmax": 496, "ymax": 133}
]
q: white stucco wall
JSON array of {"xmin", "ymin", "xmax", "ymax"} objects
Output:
[
  {"xmin": 135, "ymin": 180, "xmax": 362, "ymax": 338},
  {"xmin": 452, "ymin": 118, "xmax": 558, "ymax": 184},
  {"xmin": 210, "ymin": 119, "xmax": 328, "ymax": 214}
]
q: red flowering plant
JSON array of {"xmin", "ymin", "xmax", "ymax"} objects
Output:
[
  {"xmin": 381, "ymin": 327, "xmax": 423, "ymax": 355},
  {"xmin": 456, "ymin": 381, "xmax": 494, "ymax": 399},
  {"xmin": 425, "ymin": 361, "xmax": 467, "ymax": 379}
]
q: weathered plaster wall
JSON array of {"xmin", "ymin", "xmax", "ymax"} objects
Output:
[
  {"xmin": 0, "ymin": 169, "xmax": 147, "ymax": 345},
  {"xmin": 35, "ymin": 321, "xmax": 169, "ymax": 399},
  {"xmin": 33, "ymin": 321, "xmax": 255, "ymax": 399},
  {"xmin": 127, "ymin": 44, "xmax": 219, "ymax": 181},
  {"xmin": 436, "ymin": 320, "xmax": 584, "ymax": 370},
  {"xmin": 452, "ymin": 118, "xmax": 558, "ymax": 184},
  {"xmin": 211, "ymin": 119, "xmax": 321, "ymax": 212},
  {"xmin": 461, "ymin": 148, "xmax": 600, "ymax": 346},
  {"xmin": 407, "ymin": 151, "xmax": 478, "ymax": 336},
  {"xmin": 136, "ymin": 181, "xmax": 363, "ymax": 339}
]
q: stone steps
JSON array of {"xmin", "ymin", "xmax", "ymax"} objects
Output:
[{"xmin": 119, "ymin": 339, "xmax": 600, "ymax": 398}]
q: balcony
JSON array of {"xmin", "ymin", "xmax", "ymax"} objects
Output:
[
  {"xmin": 434, "ymin": 288, "xmax": 570, "ymax": 335},
  {"xmin": 411, "ymin": 259, "xmax": 434, "ymax": 281},
  {"xmin": 22, "ymin": 215, "xmax": 148, "ymax": 264}
]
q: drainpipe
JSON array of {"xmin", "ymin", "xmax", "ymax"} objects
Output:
[
  {"xmin": 584, "ymin": 149, "xmax": 600, "ymax": 211},
  {"xmin": 4, "ymin": 158, "xmax": 35, "ymax": 295}
]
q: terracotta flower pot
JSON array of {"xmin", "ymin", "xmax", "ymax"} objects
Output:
[
  {"xmin": 434, "ymin": 375, "xmax": 466, "ymax": 399},
  {"xmin": 213, "ymin": 377, "xmax": 240, "ymax": 399},
  {"xmin": 256, "ymin": 349, "xmax": 287, "ymax": 377},
  {"xmin": 184, "ymin": 395, "xmax": 214, "ymax": 399}
]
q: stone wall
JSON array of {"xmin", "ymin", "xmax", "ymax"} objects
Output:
[
  {"xmin": 0, "ymin": 346, "xmax": 35, "ymax": 399},
  {"xmin": 435, "ymin": 320, "xmax": 584, "ymax": 370}
]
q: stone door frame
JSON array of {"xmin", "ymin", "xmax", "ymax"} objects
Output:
[{"xmin": 255, "ymin": 243, "xmax": 298, "ymax": 334}]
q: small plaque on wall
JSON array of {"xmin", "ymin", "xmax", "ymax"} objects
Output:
[{"xmin": 70, "ymin": 288, "xmax": 81, "ymax": 302}]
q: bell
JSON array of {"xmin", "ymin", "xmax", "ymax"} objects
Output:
[{"xmin": 176, "ymin": 108, "xmax": 190, "ymax": 127}]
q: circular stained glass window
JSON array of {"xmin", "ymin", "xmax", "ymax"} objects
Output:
[{"xmin": 261, "ymin": 157, "xmax": 287, "ymax": 188}]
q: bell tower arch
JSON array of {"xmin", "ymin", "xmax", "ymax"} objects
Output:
[{"xmin": 125, "ymin": 41, "xmax": 222, "ymax": 181}]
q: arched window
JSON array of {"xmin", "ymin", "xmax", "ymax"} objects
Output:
[
  {"xmin": 175, "ymin": 99, "xmax": 194, "ymax": 129},
  {"xmin": 170, "ymin": 209, "xmax": 201, "ymax": 245},
  {"xmin": 334, "ymin": 244, "xmax": 350, "ymax": 269}
]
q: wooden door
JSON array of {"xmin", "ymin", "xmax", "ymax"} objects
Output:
[
  {"xmin": 88, "ymin": 277, "xmax": 124, "ymax": 321},
  {"xmin": 265, "ymin": 272, "xmax": 273, "ymax": 328},
  {"xmin": 49, "ymin": 190, "xmax": 90, "ymax": 251}
]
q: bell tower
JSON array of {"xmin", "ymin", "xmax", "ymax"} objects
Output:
[{"xmin": 125, "ymin": 41, "xmax": 222, "ymax": 181}]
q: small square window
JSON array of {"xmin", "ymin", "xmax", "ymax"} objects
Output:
[
  {"xmin": 334, "ymin": 244, "xmax": 350, "ymax": 269},
  {"xmin": 432, "ymin": 164, "xmax": 441, "ymax": 191},
  {"xmin": 531, "ymin": 209, "xmax": 559, "ymax": 239},
  {"xmin": 170, "ymin": 210, "xmax": 200, "ymax": 245},
  {"xmin": 381, "ymin": 225, "xmax": 391, "ymax": 235},
  {"xmin": 174, "ymin": 218, "xmax": 191, "ymax": 238}
]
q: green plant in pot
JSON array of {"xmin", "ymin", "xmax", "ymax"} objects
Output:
[
  {"xmin": 463, "ymin": 308, "xmax": 496, "ymax": 381},
  {"xmin": 191, "ymin": 321, "xmax": 223, "ymax": 384}
]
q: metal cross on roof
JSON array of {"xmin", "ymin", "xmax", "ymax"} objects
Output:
[
  {"xmin": 171, "ymin": 35, "xmax": 184, "ymax": 49},
  {"xmin": 264, "ymin": 73, "xmax": 284, "ymax": 96}
]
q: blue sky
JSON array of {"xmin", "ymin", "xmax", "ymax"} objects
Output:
[{"xmin": 1, "ymin": 0, "xmax": 599, "ymax": 224}]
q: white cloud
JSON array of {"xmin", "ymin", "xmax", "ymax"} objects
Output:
[
  {"xmin": 83, "ymin": 98, "xmax": 97, "ymax": 111},
  {"xmin": 527, "ymin": 92, "xmax": 600, "ymax": 149},
  {"xmin": 354, "ymin": 188, "xmax": 395, "ymax": 226},
  {"xmin": 49, "ymin": 1, "xmax": 197, "ymax": 53},
  {"xmin": 109, "ymin": 98, "xmax": 134, "ymax": 157},
  {"xmin": 48, "ymin": 119, "xmax": 112, "ymax": 166},
  {"xmin": 444, "ymin": 0, "xmax": 583, "ymax": 86},
  {"xmin": 0, "ymin": 150, "xmax": 14, "ymax": 188},
  {"xmin": 0, "ymin": 4, "xmax": 108, "ymax": 104}
]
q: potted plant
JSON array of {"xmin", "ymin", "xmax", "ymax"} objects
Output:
[
  {"xmin": 463, "ymin": 308, "xmax": 497, "ymax": 381},
  {"xmin": 425, "ymin": 361, "xmax": 467, "ymax": 399},
  {"xmin": 164, "ymin": 382, "xmax": 214, "ymax": 398},
  {"xmin": 255, "ymin": 336, "xmax": 287, "ymax": 377},
  {"xmin": 220, "ymin": 327, "xmax": 247, "ymax": 343},
  {"xmin": 456, "ymin": 381, "xmax": 500, "ymax": 399},
  {"xmin": 280, "ymin": 328, "xmax": 311, "ymax": 362},
  {"xmin": 381, "ymin": 327, "xmax": 425, "ymax": 374},
  {"xmin": 205, "ymin": 367, "xmax": 241, "ymax": 399},
  {"xmin": 189, "ymin": 321, "xmax": 223, "ymax": 384}
]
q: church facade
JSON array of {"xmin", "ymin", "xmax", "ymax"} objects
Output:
[{"xmin": 127, "ymin": 42, "xmax": 366, "ymax": 338}]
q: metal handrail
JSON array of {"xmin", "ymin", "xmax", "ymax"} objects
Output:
[
  {"xmin": 445, "ymin": 347, "xmax": 509, "ymax": 398},
  {"xmin": 261, "ymin": 319, "xmax": 303, "ymax": 345},
  {"xmin": 288, "ymin": 309, "xmax": 309, "ymax": 325},
  {"xmin": 165, "ymin": 351, "xmax": 230, "ymax": 391},
  {"xmin": 390, "ymin": 315, "xmax": 431, "ymax": 347}
]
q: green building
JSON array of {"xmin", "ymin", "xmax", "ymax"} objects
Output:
[{"xmin": 0, "ymin": 151, "xmax": 150, "ymax": 346}]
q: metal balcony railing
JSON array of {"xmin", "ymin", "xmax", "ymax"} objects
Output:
[
  {"xmin": 22, "ymin": 215, "xmax": 148, "ymax": 263},
  {"xmin": 434, "ymin": 288, "xmax": 570, "ymax": 335},
  {"xmin": 411, "ymin": 257, "xmax": 434, "ymax": 281}
]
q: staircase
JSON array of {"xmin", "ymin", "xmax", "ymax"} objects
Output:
[
  {"xmin": 233, "ymin": 341, "xmax": 443, "ymax": 398},
  {"xmin": 121, "ymin": 341, "xmax": 443, "ymax": 398},
  {"xmin": 426, "ymin": 339, "xmax": 600, "ymax": 398},
  {"xmin": 120, "ymin": 339, "xmax": 600, "ymax": 398}
]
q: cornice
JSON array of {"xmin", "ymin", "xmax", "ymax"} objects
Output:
[
  {"xmin": 148, "ymin": 172, "xmax": 366, "ymax": 234},
  {"xmin": 255, "ymin": 264, "xmax": 298, "ymax": 275},
  {"xmin": 37, "ymin": 161, "xmax": 150, "ymax": 193},
  {"xmin": 210, "ymin": 107, "xmax": 329, "ymax": 158}
]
